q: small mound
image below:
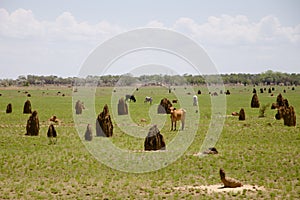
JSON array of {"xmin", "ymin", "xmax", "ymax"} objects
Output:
[{"xmin": 173, "ymin": 184, "xmax": 265, "ymax": 194}]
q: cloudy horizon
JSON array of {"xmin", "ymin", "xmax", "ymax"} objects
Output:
[{"xmin": 1, "ymin": 0, "xmax": 299, "ymax": 79}]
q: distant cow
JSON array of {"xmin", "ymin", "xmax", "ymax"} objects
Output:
[
  {"xmin": 144, "ymin": 96, "xmax": 153, "ymax": 104},
  {"xmin": 172, "ymin": 99, "xmax": 178, "ymax": 104},
  {"xmin": 211, "ymin": 92, "xmax": 218, "ymax": 96},
  {"xmin": 170, "ymin": 107, "xmax": 186, "ymax": 131},
  {"xmin": 125, "ymin": 95, "xmax": 136, "ymax": 102},
  {"xmin": 193, "ymin": 95, "xmax": 198, "ymax": 106}
]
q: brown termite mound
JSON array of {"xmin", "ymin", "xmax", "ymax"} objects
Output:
[
  {"xmin": 144, "ymin": 125, "xmax": 166, "ymax": 151},
  {"xmin": 25, "ymin": 110, "xmax": 39, "ymax": 136},
  {"xmin": 85, "ymin": 124, "xmax": 93, "ymax": 141},
  {"xmin": 278, "ymin": 106, "xmax": 297, "ymax": 126},
  {"xmin": 47, "ymin": 124, "xmax": 57, "ymax": 144},
  {"xmin": 23, "ymin": 100, "xmax": 32, "ymax": 114},
  {"xmin": 276, "ymin": 93, "xmax": 284, "ymax": 107},
  {"xmin": 96, "ymin": 104, "xmax": 113, "ymax": 137},
  {"xmin": 238, "ymin": 108, "xmax": 245, "ymax": 120},
  {"xmin": 219, "ymin": 168, "xmax": 242, "ymax": 188},
  {"xmin": 117, "ymin": 97, "xmax": 128, "ymax": 115},
  {"xmin": 6, "ymin": 103, "xmax": 12, "ymax": 113},
  {"xmin": 75, "ymin": 100, "xmax": 84, "ymax": 114},
  {"xmin": 250, "ymin": 93, "xmax": 260, "ymax": 108},
  {"xmin": 157, "ymin": 98, "xmax": 172, "ymax": 114}
]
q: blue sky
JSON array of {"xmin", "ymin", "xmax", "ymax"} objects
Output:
[{"xmin": 0, "ymin": 0, "xmax": 300, "ymax": 78}]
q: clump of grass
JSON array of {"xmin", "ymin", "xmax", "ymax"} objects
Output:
[{"xmin": 259, "ymin": 103, "xmax": 270, "ymax": 117}]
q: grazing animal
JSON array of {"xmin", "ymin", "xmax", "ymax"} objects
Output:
[
  {"xmin": 193, "ymin": 95, "xmax": 198, "ymax": 106},
  {"xmin": 144, "ymin": 96, "xmax": 153, "ymax": 104},
  {"xmin": 47, "ymin": 124, "xmax": 57, "ymax": 144},
  {"xmin": 172, "ymin": 99, "xmax": 178, "ymax": 103},
  {"xmin": 220, "ymin": 168, "xmax": 242, "ymax": 188},
  {"xmin": 170, "ymin": 107, "xmax": 186, "ymax": 131},
  {"xmin": 49, "ymin": 115, "xmax": 60, "ymax": 124},
  {"xmin": 203, "ymin": 147, "xmax": 218, "ymax": 154},
  {"xmin": 125, "ymin": 95, "xmax": 136, "ymax": 102},
  {"xmin": 231, "ymin": 112, "xmax": 239, "ymax": 116},
  {"xmin": 211, "ymin": 92, "xmax": 218, "ymax": 96}
]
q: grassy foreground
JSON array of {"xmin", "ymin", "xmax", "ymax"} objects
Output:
[{"xmin": 0, "ymin": 85, "xmax": 299, "ymax": 199}]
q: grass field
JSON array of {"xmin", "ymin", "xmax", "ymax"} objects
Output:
[{"xmin": 0, "ymin": 85, "xmax": 299, "ymax": 199}]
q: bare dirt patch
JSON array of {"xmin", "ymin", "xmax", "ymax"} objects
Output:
[{"xmin": 173, "ymin": 184, "xmax": 265, "ymax": 194}]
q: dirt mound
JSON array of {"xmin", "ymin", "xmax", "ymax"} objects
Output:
[{"xmin": 173, "ymin": 184, "xmax": 265, "ymax": 194}]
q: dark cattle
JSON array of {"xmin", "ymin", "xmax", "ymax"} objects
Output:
[
  {"xmin": 211, "ymin": 92, "xmax": 218, "ymax": 96},
  {"xmin": 252, "ymin": 88, "xmax": 257, "ymax": 94},
  {"xmin": 225, "ymin": 90, "xmax": 230, "ymax": 95},
  {"xmin": 144, "ymin": 96, "xmax": 153, "ymax": 104},
  {"xmin": 197, "ymin": 90, "xmax": 201, "ymax": 95},
  {"xmin": 172, "ymin": 99, "xmax": 178, "ymax": 103},
  {"xmin": 203, "ymin": 147, "xmax": 218, "ymax": 154},
  {"xmin": 47, "ymin": 124, "xmax": 57, "ymax": 144},
  {"xmin": 125, "ymin": 95, "xmax": 136, "ymax": 102},
  {"xmin": 49, "ymin": 115, "xmax": 60, "ymax": 124}
]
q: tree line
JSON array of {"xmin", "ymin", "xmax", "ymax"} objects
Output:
[{"xmin": 0, "ymin": 70, "xmax": 299, "ymax": 87}]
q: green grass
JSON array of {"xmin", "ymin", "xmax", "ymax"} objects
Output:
[{"xmin": 0, "ymin": 85, "xmax": 299, "ymax": 199}]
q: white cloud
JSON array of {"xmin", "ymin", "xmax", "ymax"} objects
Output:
[
  {"xmin": 0, "ymin": 8, "xmax": 299, "ymax": 78},
  {"xmin": 145, "ymin": 20, "xmax": 165, "ymax": 28},
  {"xmin": 0, "ymin": 8, "xmax": 124, "ymax": 42},
  {"xmin": 173, "ymin": 15, "xmax": 300, "ymax": 45},
  {"xmin": 1, "ymin": 8, "xmax": 299, "ymax": 46}
]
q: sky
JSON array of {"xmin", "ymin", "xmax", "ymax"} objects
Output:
[{"xmin": 0, "ymin": 0, "xmax": 300, "ymax": 79}]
